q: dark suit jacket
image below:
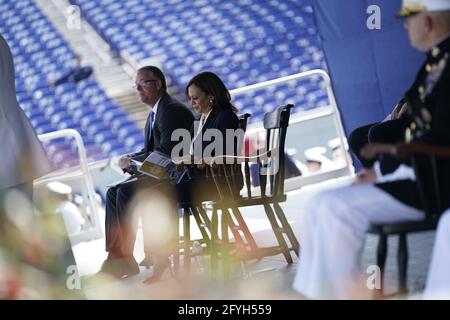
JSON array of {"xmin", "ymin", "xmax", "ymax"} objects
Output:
[
  {"xmin": 177, "ymin": 108, "xmax": 244, "ymax": 203},
  {"xmin": 376, "ymin": 35, "xmax": 450, "ymax": 213},
  {"xmin": 132, "ymin": 92, "xmax": 194, "ymax": 163},
  {"xmin": 192, "ymin": 108, "xmax": 241, "ymax": 158}
]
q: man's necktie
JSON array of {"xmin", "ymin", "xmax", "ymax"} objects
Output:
[{"xmin": 147, "ymin": 110, "xmax": 155, "ymax": 140}]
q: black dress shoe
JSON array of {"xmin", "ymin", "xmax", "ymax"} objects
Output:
[
  {"xmin": 99, "ymin": 255, "xmax": 139, "ymax": 278},
  {"xmin": 143, "ymin": 259, "xmax": 169, "ymax": 284},
  {"xmin": 139, "ymin": 255, "xmax": 154, "ymax": 269},
  {"xmin": 99, "ymin": 254, "xmax": 123, "ymax": 277},
  {"xmin": 118, "ymin": 257, "xmax": 140, "ymax": 277}
]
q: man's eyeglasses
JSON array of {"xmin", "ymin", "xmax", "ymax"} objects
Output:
[{"xmin": 132, "ymin": 79, "xmax": 158, "ymax": 89}]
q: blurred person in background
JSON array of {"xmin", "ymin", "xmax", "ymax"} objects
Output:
[
  {"xmin": 48, "ymin": 54, "xmax": 93, "ymax": 87},
  {"xmin": 46, "ymin": 182, "xmax": 85, "ymax": 235},
  {"xmin": 303, "ymin": 146, "xmax": 335, "ymax": 173},
  {"xmin": 0, "ymin": 33, "xmax": 52, "ymax": 202},
  {"xmin": 328, "ymin": 137, "xmax": 350, "ymax": 167},
  {"xmin": 1, "ymin": 33, "xmax": 81, "ymax": 299}
]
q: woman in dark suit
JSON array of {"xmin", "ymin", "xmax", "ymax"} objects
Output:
[
  {"xmin": 142, "ymin": 71, "xmax": 244, "ymax": 283},
  {"xmin": 179, "ymin": 71, "xmax": 244, "ymax": 203}
]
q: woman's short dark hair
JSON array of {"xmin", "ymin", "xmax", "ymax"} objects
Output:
[
  {"xmin": 138, "ymin": 65, "xmax": 167, "ymax": 91},
  {"xmin": 185, "ymin": 72, "xmax": 237, "ymax": 112}
]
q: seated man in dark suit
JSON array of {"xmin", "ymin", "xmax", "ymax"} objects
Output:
[
  {"xmin": 293, "ymin": 1, "xmax": 450, "ymax": 299},
  {"xmin": 101, "ymin": 66, "xmax": 194, "ymax": 277}
]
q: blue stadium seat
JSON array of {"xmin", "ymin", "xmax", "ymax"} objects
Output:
[
  {"xmin": 117, "ymin": 125, "xmax": 142, "ymax": 140},
  {"xmin": 101, "ymin": 140, "xmax": 124, "ymax": 154},
  {"xmin": 103, "ymin": 109, "xmax": 126, "ymax": 122},
  {"xmin": 43, "ymin": 105, "xmax": 65, "ymax": 118},
  {"xmin": 123, "ymin": 133, "xmax": 144, "ymax": 148},
  {"xmin": 111, "ymin": 117, "xmax": 135, "ymax": 131},
  {"xmin": 81, "ymin": 117, "xmax": 104, "ymax": 132},
  {"xmin": 94, "ymin": 131, "xmax": 117, "ymax": 144},
  {"xmin": 30, "ymin": 115, "xmax": 50, "ymax": 127},
  {"xmin": 66, "ymin": 99, "xmax": 84, "ymax": 112},
  {"xmin": 35, "ymin": 123, "xmax": 55, "ymax": 135},
  {"xmin": 72, "ymin": 108, "xmax": 95, "ymax": 122},
  {"xmin": 55, "ymin": 83, "xmax": 77, "ymax": 96}
]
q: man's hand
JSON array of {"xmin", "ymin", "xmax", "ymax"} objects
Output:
[
  {"xmin": 118, "ymin": 155, "xmax": 132, "ymax": 170},
  {"xmin": 352, "ymin": 168, "xmax": 378, "ymax": 185}
]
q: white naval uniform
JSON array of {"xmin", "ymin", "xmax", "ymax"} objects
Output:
[
  {"xmin": 292, "ymin": 182, "xmax": 424, "ymax": 299},
  {"xmin": 423, "ymin": 209, "xmax": 450, "ymax": 299}
]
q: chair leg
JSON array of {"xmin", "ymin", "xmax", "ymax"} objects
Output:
[
  {"xmin": 273, "ymin": 202, "xmax": 300, "ymax": 256},
  {"xmin": 183, "ymin": 208, "xmax": 191, "ymax": 273},
  {"xmin": 224, "ymin": 210, "xmax": 247, "ymax": 257},
  {"xmin": 398, "ymin": 234, "xmax": 408, "ymax": 295},
  {"xmin": 210, "ymin": 207, "xmax": 219, "ymax": 279},
  {"xmin": 231, "ymin": 207, "xmax": 258, "ymax": 252},
  {"xmin": 221, "ymin": 207, "xmax": 231, "ymax": 280},
  {"xmin": 375, "ymin": 234, "xmax": 388, "ymax": 298},
  {"xmin": 198, "ymin": 206, "xmax": 212, "ymax": 231},
  {"xmin": 263, "ymin": 203, "xmax": 292, "ymax": 263},
  {"xmin": 173, "ymin": 214, "xmax": 180, "ymax": 274},
  {"xmin": 192, "ymin": 206, "xmax": 210, "ymax": 242}
]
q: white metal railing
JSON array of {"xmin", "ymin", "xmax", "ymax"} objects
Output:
[
  {"xmin": 35, "ymin": 129, "xmax": 103, "ymax": 244},
  {"xmin": 230, "ymin": 69, "xmax": 354, "ymax": 191}
]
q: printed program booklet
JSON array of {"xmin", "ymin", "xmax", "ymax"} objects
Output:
[{"xmin": 133, "ymin": 151, "xmax": 187, "ymax": 184}]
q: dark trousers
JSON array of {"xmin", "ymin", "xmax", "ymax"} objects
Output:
[
  {"xmin": 348, "ymin": 118, "xmax": 410, "ymax": 172},
  {"xmin": 105, "ymin": 175, "xmax": 158, "ymax": 258}
]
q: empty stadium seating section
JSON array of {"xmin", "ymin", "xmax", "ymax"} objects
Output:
[
  {"xmin": 1, "ymin": 0, "xmax": 329, "ymax": 169},
  {"xmin": 0, "ymin": 0, "xmax": 144, "ymax": 169},
  {"xmin": 71, "ymin": 0, "xmax": 329, "ymax": 121}
]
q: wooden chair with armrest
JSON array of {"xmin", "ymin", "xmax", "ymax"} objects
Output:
[
  {"xmin": 206, "ymin": 104, "xmax": 300, "ymax": 280},
  {"xmin": 171, "ymin": 113, "xmax": 253, "ymax": 275}
]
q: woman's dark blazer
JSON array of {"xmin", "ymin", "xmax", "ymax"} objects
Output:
[{"xmin": 177, "ymin": 107, "xmax": 244, "ymax": 203}]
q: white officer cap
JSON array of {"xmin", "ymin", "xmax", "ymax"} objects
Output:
[
  {"xmin": 46, "ymin": 181, "xmax": 72, "ymax": 195},
  {"xmin": 304, "ymin": 147, "xmax": 327, "ymax": 163},
  {"xmin": 398, "ymin": 0, "xmax": 450, "ymax": 17}
]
